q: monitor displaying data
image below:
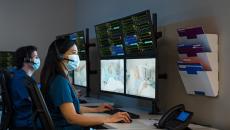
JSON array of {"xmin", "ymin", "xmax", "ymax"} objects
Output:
[
  {"xmin": 122, "ymin": 10, "xmax": 155, "ymax": 56},
  {"xmin": 0, "ymin": 51, "xmax": 15, "ymax": 69},
  {"xmin": 95, "ymin": 10, "xmax": 155, "ymax": 58},
  {"xmin": 57, "ymin": 31, "xmax": 86, "ymax": 60},
  {"xmin": 74, "ymin": 60, "xmax": 87, "ymax": 87},
  {"xmin": 126, "ymin": 58, "xmax": 156, "ymax": 99},
  {"xmin": 100, "ymin": 59, "xmax": 124, "ymax": 93},
  {"xmin": 95, "ymin": 20, "xmax": 124, "ymax": 58},
  {"xmin": 75, "ymin": 31, "xmax": 86, "ymax": 60}
]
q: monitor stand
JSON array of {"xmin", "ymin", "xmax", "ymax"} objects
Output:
[{"xmin": 149, "ymin": 100, "xmax": 161, "ymax": 115}]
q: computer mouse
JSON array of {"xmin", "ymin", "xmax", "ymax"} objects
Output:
[
  {"xmin": 117, "ymin": 120, "xmax": 125, "ymax": 123},
  {"xmin": 79, "ymin": 99, "xmax": 87, "ymax": 104},
  {"xmin": 117, "ymin": 119, "xmax": 132, "ymax": 123}
]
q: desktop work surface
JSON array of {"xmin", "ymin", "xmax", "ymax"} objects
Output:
[
  {"xmin": 84, "ymin": 113, "xmax": 218, "ymax": 130},
  {"xmin": 82, "ymin": 106, "xmax": 218, "ymax": 130}
]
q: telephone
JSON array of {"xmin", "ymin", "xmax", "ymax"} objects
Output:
[{"xmin": 154, "ymin": 104, "xmax": 193, "ymax": 130}]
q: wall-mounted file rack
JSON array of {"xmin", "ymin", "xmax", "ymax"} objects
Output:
[{"xmin": 176, "ymin": 26, "xmax": 219, "ymax": 97}]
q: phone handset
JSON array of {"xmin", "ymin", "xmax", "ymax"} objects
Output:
[
  {"xmin": 155, "ymin": 104, "xmax": 185, "ymax": 128},
  {"xmin": 154, "ymin": 104, "xmax": 193, "ymax": 130}
]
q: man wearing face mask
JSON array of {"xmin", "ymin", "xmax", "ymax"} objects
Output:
[{"xmin": 9, "ymin": 45, "xmax": 40, "ymax": 129}]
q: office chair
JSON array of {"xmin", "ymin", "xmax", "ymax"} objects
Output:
[
  {"xmin": 0, "ymin": 69, "xmax": 13, "ymax": 130},
  {"xmin": 0, "ymin": 69, "xmax": 35, "ymax": 130},
  {"xmin": 23, "ymin": 76, "xmax": 55, "ymax": 130}
]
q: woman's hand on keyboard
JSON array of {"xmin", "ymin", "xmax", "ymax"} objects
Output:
[
  {"xmin": 96, "ymin": 103, "xmax": 113, "ymax": 112},
  {"xmin": 105, "ymin": 112, "xmax": 132, "ymax": 123}
]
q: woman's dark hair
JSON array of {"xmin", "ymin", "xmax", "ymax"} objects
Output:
[
  {"xmin": 40, "ymin": 38, "xmax": 75, "ymax": 97},
  {"xmin": 15, "ymin": 45, "xmax": 37, "ymax": 69}
]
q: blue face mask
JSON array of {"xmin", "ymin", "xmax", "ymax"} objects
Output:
[
  {"xmin": 32, "ymin": 58, "xmax": 40, "ymax": 71},
  {"xmin": 66, "ymin": 55, "xmax": 80, "ymax": 71}
]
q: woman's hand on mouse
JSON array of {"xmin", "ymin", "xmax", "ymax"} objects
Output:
[{"xmin": 105, "ymin": 112, "xmax": 132, "ymax": 123}]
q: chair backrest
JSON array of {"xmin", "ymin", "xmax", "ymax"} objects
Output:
[
  {"xmin": 0, "ymin": 69, "xmax": 13, "ymax": 130},
  {"xmin": 23, "ymin": 76, "xmax": 55, "ymax": 130}
]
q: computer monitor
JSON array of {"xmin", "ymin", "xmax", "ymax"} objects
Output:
[
  {"xmin": 95, "ymin": 20, "xmax": 124, "ymax": 58},
  {"xmin": 126, "ymin": 58, "xmax": 156, "ymax": 99},
  {"xmin": 69, "ymin": 32, "xmax": 77, "ymax": 41},
  {"xmin": 73, "ymin": 60, "xmax": 87, "ymax": 87},
  {"xmin": 95, "ymin": 10, "xmax": 155, "ymax": 58},
  {"xmin": 100, "ymin": 59, "xmax": 124, "ymax": 94},
  {"xmin": 75, "ymin": 31, "xmax": 86, "ymax": 60},
  {"xmin": 122, "ymin": 10, "xmax": 155, "ymax": 56},
  {"xmin": 56, "ymin": 31, "xmax": 86, "ymax": 60},
  {"xmin": 0, "ymin": 51, "xmax": 15, "ymax": 69}
]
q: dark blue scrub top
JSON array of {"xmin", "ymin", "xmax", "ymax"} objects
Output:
[
  {"xmin": 9, "ymin": 69, "xmax": 33, "ymax": 127},
  {"xmin": 46, "ymin": 75, "xmax": 82, "ymax": 130}
]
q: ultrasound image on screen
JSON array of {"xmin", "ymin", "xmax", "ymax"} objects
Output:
[
  {"xmin": 74, "ymin": 60, "xmax": 87, "ymax": 87},
  {"xmin": 126, "ymin": 58, "xmax": 156, "ymax": 98},
  {"xmin": 101, "ymin": 59, "xmax": 124, "ymax": 93}
]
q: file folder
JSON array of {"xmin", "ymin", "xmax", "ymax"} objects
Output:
[
  {"xmin": 177, "ymin": 62, "xmax": 204, "ymax": 74},
  {"xmin": 177, "ymin": 26, "xmax": 204, "ymax": 39},
  {"xmin": 177, "ymin": 44, "xmax": 204, "ymax": 57}
]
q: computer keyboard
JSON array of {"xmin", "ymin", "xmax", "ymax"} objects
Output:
[
  {"xmin": 79, "ymin": 99, "xmax": 88, "ymax": 104},
  {"xmin": 104, "ymin": 108, "xmax": 140, "ymax": 119}
]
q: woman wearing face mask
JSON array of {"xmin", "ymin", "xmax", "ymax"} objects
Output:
[
  {"xmin": 9, "ymin": 45, "xmax": 41, "ymax": 129},
  {"xmin": 40, "ymin": 38, "xmax": 131, "ymax": 130}
]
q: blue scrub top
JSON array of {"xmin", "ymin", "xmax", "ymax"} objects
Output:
[
  {"xmin": 9, "ymin": 69, "xmax": 33, "ymax": 127},
  {"xmin": 46, "ymin": 75, "xmax": 82, "ymax": 130}
]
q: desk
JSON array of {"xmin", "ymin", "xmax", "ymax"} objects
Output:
[
  {"xmin": 83, "ymin": 107, "xmax": 218, "ymax": 130},
  {"xmin": 80, "ymin": 97, "xmax": 114, "ymax": 107},
  {"xmin": 80, "ymin": 97, "xmax": 218, "ymax": 130}
]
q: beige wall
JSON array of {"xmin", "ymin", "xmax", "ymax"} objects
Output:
[
  {"xmin": 76, "ymin": 0, "xmax": 230, "ymax": 129},
  {"xmin": 0, "ymin": 0, "xmax": 77, "ymax": 80},
  {"xmin": 158, "ymin": 17, "xmax": 229, "ymax": 129}
]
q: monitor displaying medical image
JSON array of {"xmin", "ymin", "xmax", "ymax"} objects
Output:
[
  {"xmin": 100, "ymin": 59, "xmax": 124, "ymax": 93},
  {"xmin": 126, "ymin": 58, "xmax": 156, "ymax": 98},
  {"xmin": 74, "ymin": 60, "xmax": 87, "ymax": 87}
]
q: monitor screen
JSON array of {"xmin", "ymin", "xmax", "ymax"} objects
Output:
[
  {"xmin": 95, "ymin": 21, "xmax": 124, "ymax": 58},
  {"xmin": 122, "ymin": 10, "xmax": 155, "ymax": 56},
  {"xmin": 73, "ymin": 60, "xmax": 87, "ymax": 87},
  {"xmin": 0, "ymin": 51, "xmax": 15, "ymax": 69},
  {"xmin": 75, "ymin": 31, "xmax": 86, "ymax": 60},
  {"xmin": 126, "ymin": 58, "xmax": 156, "ymax": 99},
  {"xmin": 69, "ymin": 32, "xmax": 77, "ymax": 41},
  {"xmin": 95, "ymin": 10, "xmax": 155, "ymax": 58},
  {"xmin": 100, "ymin": 59, "xmax": 124, "ymax": 93},
  {"xmin": 57, "ymin": 31, "xmax": 86, "ymax": 60}
]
